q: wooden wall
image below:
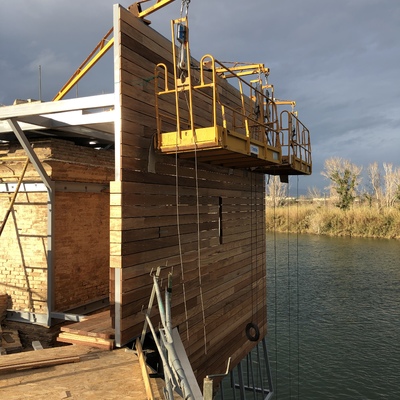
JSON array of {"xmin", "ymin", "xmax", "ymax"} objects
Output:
[{"xmin": 111, "ymin": 5, "xmax": 267, "ymax": 383}]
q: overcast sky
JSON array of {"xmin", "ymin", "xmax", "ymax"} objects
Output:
[{"xmin": 1, "ymin": 0, "xmax": 399, "ymax": 193}]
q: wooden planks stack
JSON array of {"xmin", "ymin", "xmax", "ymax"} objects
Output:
[
  {"xmin": 0, "ymin": 345, "xmax": 85, "ymax": 374},
  {"xmin": 57, "ymin": 311, "xmax": 115, "ymax": 350},
  {"xmin": 110, "ymin": 4, "xmax": 267, "ymax": 385}
]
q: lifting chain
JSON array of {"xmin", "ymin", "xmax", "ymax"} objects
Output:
[{"xmin": 180, "ymin": 0, "xmax": 190, "ymax": 18}]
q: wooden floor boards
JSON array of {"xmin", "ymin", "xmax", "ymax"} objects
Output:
[{"xmin": 57, "ymin": 310, "xmax": 115, "ymax": 349}]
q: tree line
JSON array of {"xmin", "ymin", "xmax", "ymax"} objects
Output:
[{"xmin": 266, "ymin": 157, "xmax": 400, "ymax": 211}]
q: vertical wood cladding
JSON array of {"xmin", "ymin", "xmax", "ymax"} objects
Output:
[{"xmin": 112, "ymin": 5, "xmax": 267, "ymax": 382}]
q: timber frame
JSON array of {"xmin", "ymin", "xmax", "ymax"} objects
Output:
[{"xmin": 0, "ymin": 3, "xmax": 311, "ymax": 386}]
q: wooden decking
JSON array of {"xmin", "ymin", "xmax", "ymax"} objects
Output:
[
  {"xmin": 0, "ymin": 345, "xmax": 180, "ymax": 400},
  {"xmin": 57, "ymin": 310, "xmax": 115, "ymax": 349}
]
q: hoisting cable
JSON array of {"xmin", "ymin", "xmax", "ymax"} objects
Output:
[
  {"xmin": 177, "ymin": 0, "xmax": 191, "ymax": 80},
  {"xmin": 176, "ymin": 0, "xmax": 208, "ymax": 354},
  {"xmin": 272, "ymin": 175, "xmax": 279, "ymax": 398},
  {"xmin": 251, "ymin": 173, "xmax": 255, "ymax": 321},
  {"xmin": 255, "ymin": 173, "xmax": 259, "ymax": 328},
  {"xmin": 255, "ymin": 173, "xmax": 261, "ymax": 337},
  {"xmin": 286, "ymin": 178, "xmax": 292, "ymax": 399},
  {"xmin": 296, "ymin": 175, "xmax": 300, "ymax": 399},
  {"xmin": 175, "ymin": 131, "xmax": 190, "ymax": 342},
  {"xmin": 246, "ymin": 172, "xmax": 260, "ymax": 342},
  {"xmin": 194, "ymin": 140, "xmax": 208, "ymax": 355},
  {"xmin": 180, "ymin": 0, "xmax": 191, "ymax": 16}
]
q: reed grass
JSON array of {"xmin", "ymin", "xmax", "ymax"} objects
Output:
[{"xmin": 266, "ymin": 203, "xmax": 400, "ymax": 239}]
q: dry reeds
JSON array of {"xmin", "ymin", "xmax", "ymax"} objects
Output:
[{"xmin": 266, "ymin": 203, "xmax": 400, "ymax": 239}]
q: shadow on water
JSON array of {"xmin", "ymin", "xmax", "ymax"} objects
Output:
[{"xmin": 266, "ymin": 232, "xmax": 400, "ymax": 400}]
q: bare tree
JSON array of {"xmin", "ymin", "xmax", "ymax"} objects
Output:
[
  {"xmin": 265, "ymin": 175, "xmax": 287, "ymax": 207},
  {"xmin": 307, "ymin": 186, "xmax": 321, "ymax": 200},
  {"xmin": 321, "ymin": 157, "xmax": 362, "ymax": 210},
  {"xmin": 383, "ymin": 163, "xmax": 400, "ymax": 207},
  {"xmin": 367, "ymin": 162, "xmax": 382, "ymax": 209}
]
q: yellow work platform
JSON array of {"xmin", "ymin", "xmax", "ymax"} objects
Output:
[
  {"xmin": 154, "ymin": 17, "xmax": 311, "ymax": 176},
  {"xmin": 157, "ymin": 125, "xmax": 281, "ymax": 169}
]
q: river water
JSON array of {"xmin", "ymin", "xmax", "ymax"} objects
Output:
[{"xmin": 266, "ymin": 232, "xmax": 400, "ymax": 399}]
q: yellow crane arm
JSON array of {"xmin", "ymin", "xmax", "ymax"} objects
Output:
[
  {"xmin": 53, "ymin": 28, "xmax": 114, "ymax": 101},
  {"xmin": 129, "ymin": 0, "xmax": 176, "ymax": 18},
  {"xmin": 53, "ymin": 1, "xmax": 175, "ymax": 101},
  {"xmin": 214, "ymin": 63, "xmax": 269, "ymax": 79}
]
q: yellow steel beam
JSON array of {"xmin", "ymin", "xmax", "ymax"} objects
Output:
[
  {"xmin": 275, "ymin": 100, "xmax": 296, "ymax": 107},
  {"xmin": 54, "ymin": 2, "xmax": 176, "ymax": 102},
  {"xmin": 53, "ymin": 28, "xmax": 114, "ymax": 101},
  {"xmin": 129, "ymin": 0, "xmax": 176, "ymax": 19},
  {"xmin": 215, "ymin": 63, "xmax": 269, "ymax": 79}
]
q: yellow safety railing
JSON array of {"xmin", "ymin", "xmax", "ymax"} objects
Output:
[
  {"xmin": 279, "ymin": 110, "xmax": 312, "ymax": 172},
  {"xmin": 154, "ymin": 50, "xmax": 282, "ymax": 157},
  {"xmin": 154, "ymin": 15, "xmax": 310, "ymax": 174}
]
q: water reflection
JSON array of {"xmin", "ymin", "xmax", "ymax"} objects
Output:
[{"xmin": 267, "ymin": 233, "xmax": 400, "ymax": 399}]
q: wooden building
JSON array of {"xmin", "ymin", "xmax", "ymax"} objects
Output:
[{"xmin": 0, "ymin": 3, "xmax": 311, "ymax": 394}]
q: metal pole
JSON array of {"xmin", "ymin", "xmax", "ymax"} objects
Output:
[
  {"xmin": 6, "ymin": 118, "xmax": 55, "ymax": 326},
  {"xmin": 7, "ymin": 119, "xmax": 52, "ymax": 191},
  {"xmin": 203, "ymin": 377, "xmax": 213, "ymax": 400},
  {"xmin": 145, "ymin": 314, "xmax": 174, "ymax": 400},
  {"xmin": 153, "ymin": 273, "xmax": 173, "ymax": 343},
  {"xmin": 140, "ymin": 267, "xmax": 161, "ymax": 346},
  {"xmin": 165, "ymin": 272, "xmax": 173, "ymax": 334},
  {"xmin": 46, "ymin": 186, "xmax": 55, "ymax": 326},
  {"xmin": 237, "ymin": 361, "xmax": 246, "ymax": 400},
  {"xmin": 256, "ymin": 344, "xmax": 265, "ymax": 396},
  {"xmin": 39, "ymin": 65, "xmax": 42, "ymax": 101},
  {"xmin": 147, "ymin": 271, "xmax": 195, "ymax": 399},
  {"xmin": 262, "ymin": 338, "xmax": 275, "ymax": 399},
  {"xmin": 248, "ymin": 351, "xmax": 257, "ymax": 400}
]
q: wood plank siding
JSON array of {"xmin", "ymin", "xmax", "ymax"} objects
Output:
[{"xmin": 111, "ymin": 5, "xmax": 267, "ymax": 382}]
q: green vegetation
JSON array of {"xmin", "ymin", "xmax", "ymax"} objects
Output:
[
  {"xmin": 266, "ymin": 203, "xmax": 400, "ymax": 239},
  {"xmin": 265, "ymin": 157, "xmax": 400, "ymax": 239},
  {"xmin": 321, "ymin": 157, "xmax": 362, "ymax": 211}
]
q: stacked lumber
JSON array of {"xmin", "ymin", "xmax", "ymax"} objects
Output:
[
  {"xmin": 0, "ymin": 345, "xmax": 92, "ymax": 374},
  {"xmin": 57, "ymin": 310, "xmax": 115, "ymax": 350}
]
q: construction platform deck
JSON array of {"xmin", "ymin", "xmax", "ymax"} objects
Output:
[{"xmin": 0, "ymin": 345, "xmax": 182, "ymax": 400}]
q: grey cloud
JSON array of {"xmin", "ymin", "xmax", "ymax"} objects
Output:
[{"xmin": 1, "ymin": 0, "xmax": 399, "ymax": 193}]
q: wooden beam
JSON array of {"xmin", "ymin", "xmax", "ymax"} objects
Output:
[{"xmin": 136, "ymin": 338, "xmax": 154, "ymax": 400}]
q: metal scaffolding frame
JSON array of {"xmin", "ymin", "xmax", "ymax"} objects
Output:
[{"xmin": 0, "ymin": 94, "xmax": 116, "ymax": 326}]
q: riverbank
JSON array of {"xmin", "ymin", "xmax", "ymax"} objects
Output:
[{"xmin": 266, "ymin": 204, "xmax": 400, "ymax": 239}]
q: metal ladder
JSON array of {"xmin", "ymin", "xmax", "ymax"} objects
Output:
[{"xmin": 0, "ymin": 156, "xmax": 30, "ymax": 237}]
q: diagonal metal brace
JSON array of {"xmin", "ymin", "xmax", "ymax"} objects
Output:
[{"xmin": 6, "ymin": 118, "xmax": 53, "ymax": 192}]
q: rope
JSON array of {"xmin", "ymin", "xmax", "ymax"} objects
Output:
[
  {"xmin": 180, "ymin": 79, "xmax": 207, "ymax": 354},
  {"xmin": 174, "ymin": 0, "xmax": 191, "ymax": 343},
  {"xmin": 296, "ymin": 176, "xmax": 300, "ymax": 399},
  {"xmin": 194, "ymin": 141, "xmax": 207, "ymax": 355},
  {"xmin": 254, "ymin": 174, "xmax": 259, "ymax": 326},
  {"xmin": 286, "ymin": 179, "xmax": 292, "ymax": 399},
  {"xmin": 175, "ymin": 114, "xmax": 190, "ymax": 342},
  {"xmin": 272, "ymin": 177, "xmax": 279, "ymax": 399},
  {"xmin": 180, "ymin": 0, "xmax": 191, "ymax": 17},
  {"xmin": 255, "ymin": 173, "xmax": 259, "ymax": 324},
  {"xmin": 255, "ymin": 174, "xmax": 261, "ymax": 332},
  {"xmin": 251, "ymin": 173, "xmax": 255, "ymax": 320}
]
